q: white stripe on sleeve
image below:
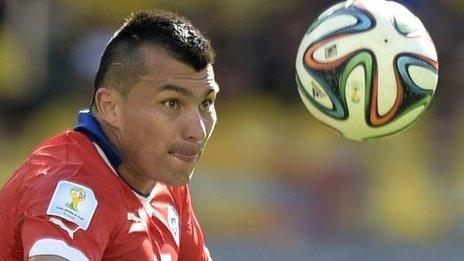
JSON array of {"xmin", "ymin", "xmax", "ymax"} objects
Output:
[{"xmin": 29, "ymin": 238, "xmax": 89, "ymax": 261}]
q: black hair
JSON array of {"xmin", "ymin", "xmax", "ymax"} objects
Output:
[{"xmin": 91, "ymin": 9, "xmax": 215, "ymax": 109}]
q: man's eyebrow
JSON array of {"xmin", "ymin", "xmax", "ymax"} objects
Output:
[
  {"xmin": 161, "ymin": 84, "xmax": 193, "ymax": 97},
  {"xmin": 161, "ymin": 84, "xmax": 217, "ymax": 97},
  {"xmin": 205, "ymin": 88, "xmax": 217, "ymax": 97}
]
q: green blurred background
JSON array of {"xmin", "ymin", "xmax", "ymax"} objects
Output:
[{"xmin": 1, "ymin": 0, "xmax": 464, "ymax": 259}]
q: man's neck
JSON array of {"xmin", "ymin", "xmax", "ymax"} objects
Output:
[
  {"xmin": 118, "ymin": 164, "xmax": 157, "ymax": 196},
  {"xmin": 95, "ymin": 115, "xmax": 157, "ymax": 196}
]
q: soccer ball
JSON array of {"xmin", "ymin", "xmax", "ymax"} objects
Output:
[{"xmin": 295, "ymin": 0, "xmax": 438, "ymax": 141}]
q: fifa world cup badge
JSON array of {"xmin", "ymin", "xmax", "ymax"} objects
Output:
[{"xmin": 46, "ymin": 181, "xmax": 98, "ymax": 230}]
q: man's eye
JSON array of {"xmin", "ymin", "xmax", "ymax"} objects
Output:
[
  {"xmin": 163, "ymin": 99, "xmax": 181, "ymax": 110},
  {"xmin": 200, "ymin": 99, "xmax": 213, "ymax": 111}
]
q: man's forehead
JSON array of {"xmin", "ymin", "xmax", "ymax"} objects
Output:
[{"xmin": 137, "ymin": 64, "xmax": 219, "ymax": 96}]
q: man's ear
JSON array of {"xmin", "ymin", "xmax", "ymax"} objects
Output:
[{"xmin": 94, "ymin": 87, "xmax": 124, "ymax": 129}]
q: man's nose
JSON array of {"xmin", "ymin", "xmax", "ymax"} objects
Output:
[{"xmin": 183, "ymin": 109, "xmax": 207, "ymax": 142}]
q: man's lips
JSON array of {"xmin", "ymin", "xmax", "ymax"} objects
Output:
[{"xmin": 169, "ymin": 151, "xmax": 199, "ymax": 163}]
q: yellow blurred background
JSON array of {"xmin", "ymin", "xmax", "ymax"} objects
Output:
[{"xmin": 1, "ymin": 0, "xmax": 463, "ymax": 259}]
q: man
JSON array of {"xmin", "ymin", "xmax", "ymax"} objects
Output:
[{"xmin": 0, "ymin": 9, "xmax": 217, "ymax": 260}]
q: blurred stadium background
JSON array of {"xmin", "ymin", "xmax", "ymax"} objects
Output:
[{"xmin": 1, "ymin": 0, "xmax": 464, "ymax": 260}]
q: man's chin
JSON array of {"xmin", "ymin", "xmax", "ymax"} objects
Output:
[{"xmin": 162, "ymin": 170, "xmax": 194, "ymax": 187}]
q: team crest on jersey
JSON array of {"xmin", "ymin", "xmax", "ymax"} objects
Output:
[{"xmin": 46, "ymin": 181, "xmax": 98, "ymax": 230}]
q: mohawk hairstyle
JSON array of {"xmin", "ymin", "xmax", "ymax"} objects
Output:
[{"xmin": 92, "ymin": 9, "xmax": 215, "ymax": 107}]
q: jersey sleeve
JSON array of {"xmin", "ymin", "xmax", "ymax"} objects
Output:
[
  {"xmin": 178, "ymin": 186, "xmax": 212, "ymax": 261},
  {"xmin": 19, "ymin": 177, "xmax": 113, "ymax": 260}
]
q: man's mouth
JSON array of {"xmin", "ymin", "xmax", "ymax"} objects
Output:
[{"xmin": 168, "ymin": 151, "xmax": 199, "ymax": 163}]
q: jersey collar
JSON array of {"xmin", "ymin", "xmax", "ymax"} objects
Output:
[{"xmin": 74, "ymin": 109, "xmax": 122, "ymax": 169}]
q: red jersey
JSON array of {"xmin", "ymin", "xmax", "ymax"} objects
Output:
[{"xmin": 0, "ymin": 111, "xmax": 211, "ymax": 260}]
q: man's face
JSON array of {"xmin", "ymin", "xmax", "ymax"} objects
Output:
[{"xmin": 116, "ymin": 46, "xmax": 218, "ymax": 186}]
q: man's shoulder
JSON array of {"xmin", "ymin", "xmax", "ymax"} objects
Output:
[
  {"xmin": 31, "ymin": 130, "xmax": 95, "ymax": 163},
  {"xmin": 25, "ymin": 130, "xmax": 112, "ymax": 178},
  {"xmin": 2, "ymin": 131, "xmax": 122, "ymax": 206},
  {"xmin": 0, "ymin": 130, "xmax": 127, "ymax": 229}
]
